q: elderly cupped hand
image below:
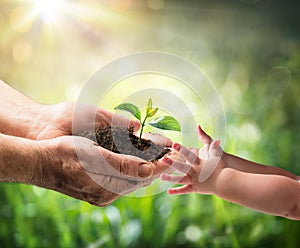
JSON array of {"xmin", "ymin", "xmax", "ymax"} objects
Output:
[
  {"xmin": 27, "ymin": 102, "xmax": 173, "ymax": 206},
  {"xmin": 0, "ymin": 79, "xmax": 175, "ymax": 207}
]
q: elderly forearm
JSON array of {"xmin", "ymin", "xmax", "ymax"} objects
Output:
[
  {"xmin": 215, "ymin": 168, "xmax": 300, "ymax": 220},
  {"xmin": 0, "ymin": 133, "xmax": 41, "ymax": 184},
  {"xmin": 0, "ymin": 79, "xmax": 46, "ymax": 139}
]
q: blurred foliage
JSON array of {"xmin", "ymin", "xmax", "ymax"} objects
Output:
[{"xmin": 0, "ymin": 0, "xmax": 300, "ymax": 247}]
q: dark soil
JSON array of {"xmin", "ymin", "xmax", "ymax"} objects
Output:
[{"xmin": 79, "ymin": 126, "xmax": 170, "ymax": 162}]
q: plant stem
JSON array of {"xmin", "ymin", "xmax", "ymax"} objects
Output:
[{"xmin": 139, "ymin": 116, "xmax": 148, "ymax": 143}]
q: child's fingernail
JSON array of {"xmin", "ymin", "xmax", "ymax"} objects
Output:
[
  {"xmin": 167, "ymin": 189, "xmax": 174, "ymax": 195},
  {"xmin": 173, "ymin": 143, "xmax": 181, "ymax": 151},
  {"xmin": 212, "ymin": 140, "xmax": 221, "ymax": 147},
  {"xmin": 162, "ymin": 157, "xmax": 172, "ymax": 165},
  {"xmin": 160, "ymin": 173, "xmax": 167, "ymax": 180}
]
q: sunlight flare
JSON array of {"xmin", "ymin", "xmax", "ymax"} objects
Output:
[{"xmin": 33, "ymin": 0, "xmax": 65, "ymax": 24}]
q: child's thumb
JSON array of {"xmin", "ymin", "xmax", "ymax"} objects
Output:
[{"xmin": 209, "ymin": 140, "xmax": 222, "ymax": 157}]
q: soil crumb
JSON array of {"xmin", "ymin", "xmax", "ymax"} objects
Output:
[{"xmin": 79, "ymin": 126, "xmax": 170, "ymax": 162}]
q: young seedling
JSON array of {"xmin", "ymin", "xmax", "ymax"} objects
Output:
[{"xmin": 114, "ymin": 98, "xmax": 181, "ymax": 143}]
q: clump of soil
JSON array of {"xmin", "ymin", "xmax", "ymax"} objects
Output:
[{"xmin": 79, "ymin": 126, "xmax": 170, "ymax": 162}]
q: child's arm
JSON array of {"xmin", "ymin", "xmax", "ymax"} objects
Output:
[
  {"xmin": 223, "ymin": 153, "xmax": 300, "ymax": 180},
  {"xmin": 160, "ymin": 125, "xmax": 300, "ymax": 220},
  {"xmin": 197, "ymin": 125, "xmax": 300, "ymax": 180},
  {"xmin": 214, "ymin": 168, "xmax": 300, "ymax": 219}
]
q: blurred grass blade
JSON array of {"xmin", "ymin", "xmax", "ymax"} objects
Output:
[
  {"xmin": 149, "ymin": 116, "xmax": 181, "ymax": 131},
  {"xmin": 114, "ymin": 103, "xmax": 141, "ymax": 121}
]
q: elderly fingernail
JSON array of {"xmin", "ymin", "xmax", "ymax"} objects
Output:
[
  {"xmin": 130, "ymin": 120, "xmax": 141, "ymax": 131},
  {"xmin": 138, "ymin": 163, "xmax": 153, "ymax": 177},
  {"xmin": 173, "ymin": 143, "xmax": 181, "ymax": 151},
  {"xmin": 162, "ymin": 157, "xmax": 172, "ymax": 165}
]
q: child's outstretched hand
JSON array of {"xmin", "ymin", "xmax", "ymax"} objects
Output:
[{"xmin": 160, "ymin": 125, "xmax": 225, "ymax": 195}]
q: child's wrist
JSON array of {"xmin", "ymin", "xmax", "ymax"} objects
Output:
[{"xmin": 221, "ymin": 151, "xmax": 230, "ymax": 168}]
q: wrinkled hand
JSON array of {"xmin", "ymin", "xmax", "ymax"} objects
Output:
[
  {"xmin": 27, "ymin": 102, "xmax": 172, "ymax": 206},
  {"xmin": 38, "ymin": 135, "xmax": 169, "ymax": 206},
  {"xmin": 32, "ymin": 102, "xmax": 139, "ymax": 139},
  {"xmin": 160, "ymin": 125, "xmax": 224, "ymax": 195},
  {"xmin": 31, "ymin": 102, "xmax": 172, "ymax": 146}
]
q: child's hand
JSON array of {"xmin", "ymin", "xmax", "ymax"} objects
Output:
[{"xmin": 160, "ymin": 125, "xmax": 225, "ymax": 195}]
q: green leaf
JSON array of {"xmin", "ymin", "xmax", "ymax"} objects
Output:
[
  {"xmin": 146, "ymin": 107, "xmax": 158, "ymax": 118},
  {"xmin": 145, "ymin": 98, "xmax": 158, "ymax": 118},
  {"xmin": 146, "ymin": 98, "xmax": 152, "ymax": 116},
  {"xmin": 114, "ymin": 103, "xmax": 141, "ymax": 121},
  {"xmin": 148, "ymin": 116, "xmax": 181, "ymax": 131},
  {"xmin": 146, "ymin": 98, "xmax": 152, "ymax": 110}
]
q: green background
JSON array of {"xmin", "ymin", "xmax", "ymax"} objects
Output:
[{"xmin": 0, "ymin": 0, "xmax": 300, "ymax": 247}]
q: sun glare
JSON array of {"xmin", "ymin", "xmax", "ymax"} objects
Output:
[{"xmin": 34, "ymin": 0, "xmax": 64, "ymax": 24}]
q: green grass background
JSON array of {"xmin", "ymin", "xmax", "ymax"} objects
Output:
[{"xmin": 0, "ymin": 0, "xmax": 300, "ymax": 247}]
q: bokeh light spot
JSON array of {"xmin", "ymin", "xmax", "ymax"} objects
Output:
[
  {"xmin": 268, "ymin": 66, "xmax": 291, "ymax": 91},
  {"xmin": 148, "ymin": 0, "xmax": 165, "ymax": 10},
  {"xmin": 239, "ymin": 122, "xmax": 261, "ymax": 143},
  {"xmin": 10, "ymin": 7, "xmax": 33, "ymax": 33},
  {"xmin": 108, "ymin": 0, "xmax": 131, "ymax": 11},
  {"xmin": 12, "ymin": 39, "xmax": 33, "ymax": 64},
  {"xmin": 185, "ymin": 225, "xmax": 202, "ymax": 242}
]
